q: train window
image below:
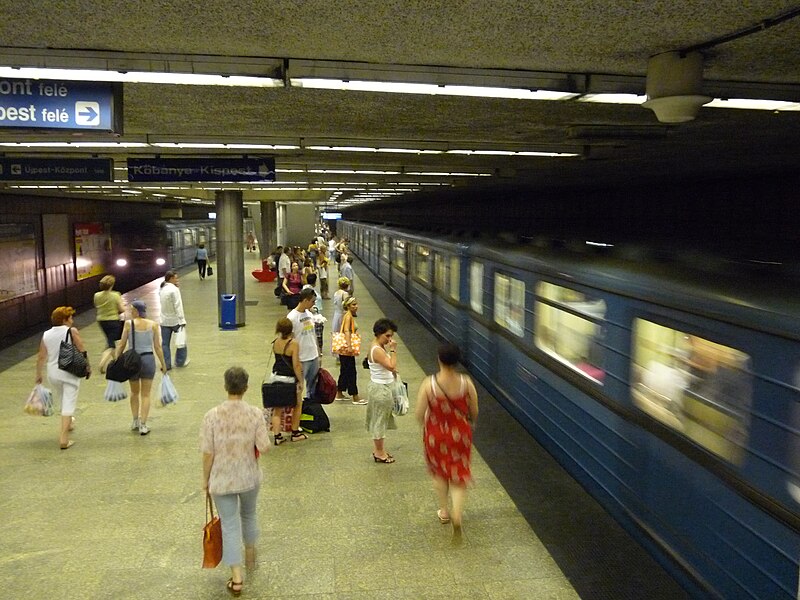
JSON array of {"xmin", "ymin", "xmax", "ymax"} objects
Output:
[
  {"xmin": 394, "ymin": 240, "xmax": 406, "ymax": 270},
  {"xmin": 380, "ymin": 236, "xmax": 390, "ymax": 261},
  {"xmin": 414, "ymin": 245, "xmax": 431, "ymax": 283},
  {"xmin": 182, "ymin": 229, "xmax": 194, "ymax": 247},
  {"xmin": 494, "ymin": 273, "xmax": 525, "ymax": 337},
  {"xmin": 449, "ymin": 256, "xmax": 460, "ymax": 301},
  {"xmin": 631, "ymin": 319, "xmax": 752, "ymax": 465},
  {"xmin": 535, "ymin": 282, "xmax": 606, "ymax": 383},
  {"xmin": 434, "ymin": 253, "xmax": 446, "ymax": 291},
  {"xmin": 470, "ymin": 261, "xmax": 484, "ymax": 314}
]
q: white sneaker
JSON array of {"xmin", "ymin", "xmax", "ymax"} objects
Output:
[
  {"xmin": 352, "ymin": 399, "xmax": 368, "ymax": 405},
  {"xmin": 178, "ymin": 358, "xmax": 191, "ymax": 367},
  {"xmin": 131, "ymin": 418, "xmax": 140, "ymax": 431},
  {"xmin": 139, "ymin": 423, "xmax": 150, "ymax": 436}
]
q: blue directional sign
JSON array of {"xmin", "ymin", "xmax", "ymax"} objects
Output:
[
  {"xmin": 127, "ymin": 157, "xmax": 276, "ymax": 182},
  {"xmin": 0, "ymin": 157, "xmax": 114, "ymax": 181},
  {"xmin": 0, "ymin": 78, "xmax": 122, "ymax": 132}
]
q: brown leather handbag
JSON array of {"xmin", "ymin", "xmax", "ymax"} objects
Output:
[{"xmin": 202, "ymin": 492, "xmax": 222, "ymax": 568}]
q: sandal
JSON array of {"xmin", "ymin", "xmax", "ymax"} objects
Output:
[
  {"xmin": 372, "ymin": 453, "xmax": 395, "ymax": 463},
  {"xmin": 437, "ymin": 509, "xmax": 451, "ymax": 524},
  {"xmin": 59, "ymin": 440, "xmax": 75, "ymax": 450},
  {"xmin": 274, "ymin": 433, "xmax": 285, "ymax": 446},
  {"xmin": 291, "ymin": 430, "xmax": 308, "ymax": 441},
  {"xmin": 226, "ymin": 578, "xmax": 243, "ymax": 596}
]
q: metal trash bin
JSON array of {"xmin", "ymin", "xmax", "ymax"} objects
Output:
[{"xmin": 220, "ymin": 294, "xmax": 237, "ymax": 330}]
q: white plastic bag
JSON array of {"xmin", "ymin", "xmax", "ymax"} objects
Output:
[
  {"xmin": 160, "ymin": 373, "xmax": 179, "ymax": 406},
  {"xmin": 24, "ymin": 384, "xmax": 53, "ymax": 416},
  {"xmin": 104, "ymin": 379, "xmax": 128, "ymax": 402},
  {"xmin": 391, "ymin": 378, "xmax": 409, "ymax": 416},
  {"xmin": 174, "ymin": 326, "xmax": 187, "ymax": 349}
]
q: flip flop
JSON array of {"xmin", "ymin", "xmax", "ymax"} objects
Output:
[
  {"xmin": 437, "ymin": 509, "xmax": 451, "ymax": 524},
  {"xmin": 60, "ymin": 440, "xmax": 75, "ymax": 450}
]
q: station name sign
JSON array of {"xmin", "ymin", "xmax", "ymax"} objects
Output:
[
  {"xmin": 0, "ymin": 78, "xmax": 122, "ymax": 132},
  {"xmin": 127, "ymin": 157, "xmax": 276, "ymax": 182},
  {"xmin": 0, "ymin": 157, "xmax": 114, "ymax": 181}
]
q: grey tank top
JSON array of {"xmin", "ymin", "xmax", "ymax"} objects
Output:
[{"xmin": 133, "ymin": 327, "xmax": 154, "ymax": 354}]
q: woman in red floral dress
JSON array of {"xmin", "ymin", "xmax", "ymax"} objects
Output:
[{"xmin": 416, "ymin": 343, "xmax": 479, "ymax": 538}]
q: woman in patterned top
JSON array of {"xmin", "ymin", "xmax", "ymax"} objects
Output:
[{"xmin": 200, "ymin": 367, "xmax": 270, "ymax": 596}]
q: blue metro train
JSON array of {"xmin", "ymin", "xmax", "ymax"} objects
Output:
[
  {"xmin": 109, "ymin": 219, "xmax": 216, "ymax": 285},
  {"xmin": 340, "ymin": 220, "xmax": 800, "ymax": 599}
]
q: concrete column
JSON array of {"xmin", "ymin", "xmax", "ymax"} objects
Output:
[
  {"xmin": 260, "ymin": 200, "xmax": 277, "ymax": 260},
  {"xmin": 215, "ymin": 190, "xmax": 246, "ymax": 327}
]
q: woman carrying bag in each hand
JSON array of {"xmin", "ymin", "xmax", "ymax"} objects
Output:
[{"xmin": 35, "ymin": 306, "xmax": 90, "ymax": 449}]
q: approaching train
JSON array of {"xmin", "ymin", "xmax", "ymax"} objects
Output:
[
  {"xmin": 109, "ymin": 219, "xmax": 216, "ymax": 285},
  {"xmin": 340, "ymin": 220, "xmax": 800, "ymax": 599}
]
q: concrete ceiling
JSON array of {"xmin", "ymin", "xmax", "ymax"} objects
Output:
[{"xmin": 0, "ymin": 1, "xmax": 798, "ymax": 208}]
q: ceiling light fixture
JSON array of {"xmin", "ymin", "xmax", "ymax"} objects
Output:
[
  {"xmin": 290, "ymin": 78, "xmax": 577, "ymax": 100},
  {"xmin": 0, "ymin": 67, "xmax": 283, "ymax": 87},
  {"xmin": 578, "ymin": 93, "xmax": 648, "ymax": 105},
  {"xmin": 705, "ymin": 98, "xmax": 800, "ymax": 111}
]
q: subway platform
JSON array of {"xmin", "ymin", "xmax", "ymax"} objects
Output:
[{"xmin": 0, "ymin": 251, "xmax": 689, "ymax": 599}]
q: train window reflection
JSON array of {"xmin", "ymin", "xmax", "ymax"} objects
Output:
[
  {"xmin": 450, "ymin": 256, "xmax": 460, "ymax": 301},
  {"xmin": 434, "ymin": 253, "xmax": 446, "ymax": 291},
  {"xmin": 535, "ymin": 282, "xmax": 606, "ymax": 383},
  {"xmin": 470, "ymin": 261, "xmax": 484, "ymax": 314},
  {"xmin": 380, "ymin": 236, "xmax": 390, "ymax": 261},
  {"xmin": 414, "ymin": 245, "xmax": 431, "ymax": 283},
  {"xmin": 394, "ymin": 240, "xmax": 406, "ymax": 270},
  {"xmin": 631, "ymin": 319, "xmax": 752, "ymax": 465},
  {"xmin": 494, "ymin": 273, "xmax": 525, "ymax": 337}
]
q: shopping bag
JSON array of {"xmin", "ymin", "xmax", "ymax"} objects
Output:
[
  {"xmin": 103, "ymin": 380, "xmax": 128, "ymax": 402},
  {"xmin": 206, "ymin": 265, "xmax": 213, "ymax": 276},
  {"xmin": 57, "ymin": 329, "xmax": 89, "ymax": 378},
  {"xmin": 202, "ymin": 492, "xmax": 223, "ymax": 568},
  {"xmin": 160, "ymin": 373, "xmax": 179, "ymax": 406},
  {"xmin": 24, "ymin": 384, "xmax": 53, "ymax": 416},
  {"xmin": 391, "ymin": 378, "xmax": 409, "ymax": 416},
  {"xmin": 175, "ymin": 326, "xmax": 187, "ymax": 349},
  {"xmin": 332, "ymin": 332, "xmax": 361, "ymax": 356}
]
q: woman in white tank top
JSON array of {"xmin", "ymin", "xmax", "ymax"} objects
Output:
[{"xmin": 365, "ymin": 318, "xmax": 399, "ymax": 463}]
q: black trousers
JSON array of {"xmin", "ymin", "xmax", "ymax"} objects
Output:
[
  {"xmin": 197, "ymin": 259, "xmax": 207, "ymax": 278},
  {"xmin": 337, "ymin": 354, "xmax": 358, "ymax": 395}
]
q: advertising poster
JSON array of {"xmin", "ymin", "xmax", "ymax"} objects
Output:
[
  {"xmin": 0, "ymin": 224, "xmax": 37, "ymax": 302},
  {"xmin": 74, "ymin": 222, "xmax": 111, "ymax": 281}
]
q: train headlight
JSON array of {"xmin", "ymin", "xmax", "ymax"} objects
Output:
[
  {"xmin": 155, "ymin": 258, "xmax": 166, "ymax": 266},
  {"xmin": 115, "ymin": 258, "xmax": 128, "ymax": 267}
]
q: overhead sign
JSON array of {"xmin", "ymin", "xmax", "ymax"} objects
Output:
[
  {"xmin": 127, "ymin": 157, "xmax": 276, "ymax": 182},
  {"xmin": 0, "ymin": 157, "xmax": 114, "ymax": 181},
  {"xmin": 0, "ymin": 78, "xmax": 122, "ymax": 132}
]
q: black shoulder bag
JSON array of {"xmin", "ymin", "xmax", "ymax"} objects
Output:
[
  {"xmin": 106, "ymin": 321, "xmax": 143, "ymax": 382},
  {"xmin": 58, "ymin": 327, "xmax": 89, "ymax": 378},
  {"xmin": 261, "ymin": 338, "xmax": 298, "ymax": 408}
]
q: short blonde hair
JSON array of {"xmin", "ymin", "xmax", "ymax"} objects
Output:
[
  {"xmin": 99, "ymin": 275, "xmax": 115, "ymax": 290},
  {"xmin": 338, "ymin": 277, "xmax": 350, "ymax": 289},
  {"xmin": 51, "ymin": 306, "xmax": 76, "ymax": 326}
]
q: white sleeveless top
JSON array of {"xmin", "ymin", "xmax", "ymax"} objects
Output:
[{"xmin": 368, "ymin": 344, "xmax": 394, "ymax": 384}]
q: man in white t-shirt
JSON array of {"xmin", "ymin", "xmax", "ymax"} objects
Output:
[{"xmin": 287, "ymin": 287, "xmax": 320, "ymax": 401}]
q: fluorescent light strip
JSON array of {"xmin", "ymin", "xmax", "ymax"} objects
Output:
[
  {"xmin": 306, "ymin": 145, "xmax": 441, "ymax": 154},
  {"xmin": 291, "ymin": 78, "xmax": 577, "ymax": 100},
  {"xmin": 448, "ymin": 149, "xmax": 578, "ymax": 157},
  {"xmin": 0, "ymin": 141, "xmax": 148, "ymax": 148},
  {"xmin": 405, "ymin": 171, "xmax": 492, "ymax": 177},
  {"xmin": 152, "ymin": 143, "xmax": 299, "ymax": 149},
  {"xmin": 308, "ymin": 169, "xmax": 401, "ymax": 175},
  {"xmin": 578, "ymin": 93, "xmax": 647, "ymax": 105},
  {"xmin": 0, "ymin": 67, "xmax": 282, "ymax": 87},
  {"xmin": 705, "ymin": 98, "xmax": 800, "ymax": 111}
]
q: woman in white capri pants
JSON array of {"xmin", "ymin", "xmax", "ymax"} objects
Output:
[{"xmin": 35, "ymin": 306, "xmax": 91, "ymax": 450}]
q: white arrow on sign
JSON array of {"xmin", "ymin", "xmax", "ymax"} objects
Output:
[{"xmin": 75, "ymin": 101, "xmax": 100, "ymax": 126}]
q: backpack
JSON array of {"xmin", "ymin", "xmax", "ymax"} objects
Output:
[
  {"xmin": 312, "ymin": 368, "xmax": 337, "ymax": 404},
  {"xmin": 300, "ymin": 400, "xmax": 330, "ymax": 433}
]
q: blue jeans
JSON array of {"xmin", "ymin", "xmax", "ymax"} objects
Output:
[
  {"xmin": 160, "ymin": 325, "xmax": 188, "ymax": 369},
  {"xmin": 301, "ymin": 356, "xmax": 320, "ymax": 401},
  {"xmin": 213, "ymin": 485, "xmax": 260, "ymax": 567}
]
